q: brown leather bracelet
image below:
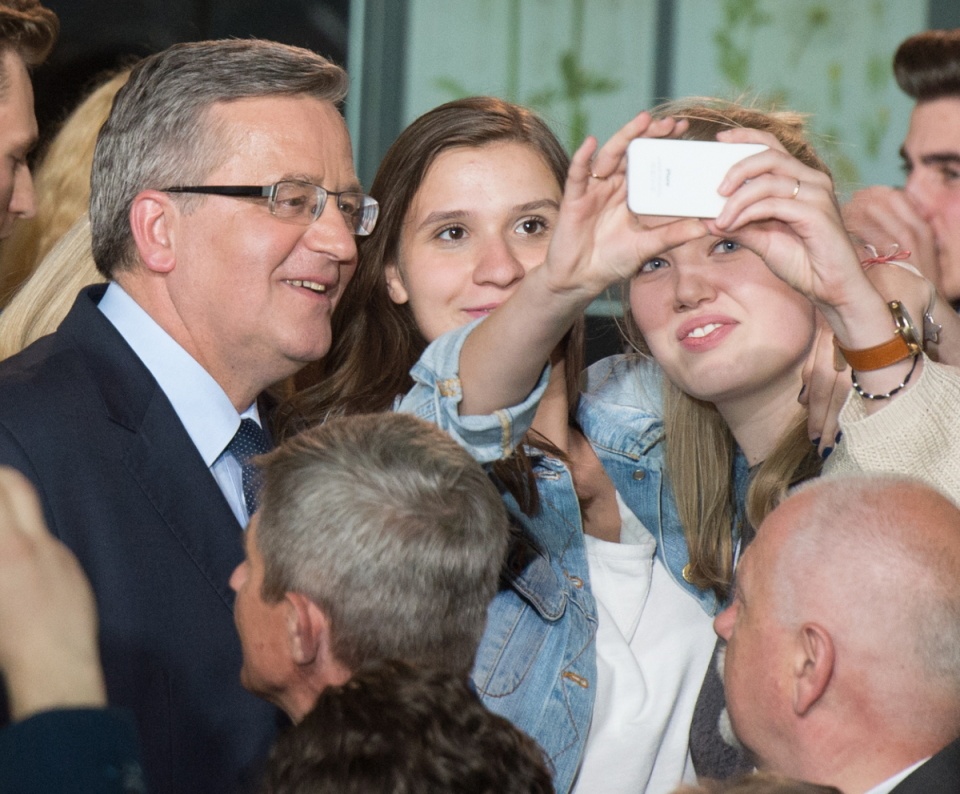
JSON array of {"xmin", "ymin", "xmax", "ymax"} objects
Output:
[
  {"xmin": 836, "ymin": 334, "xmax": 913, "ymax": 371},
  {"xmin": 835, "ymin": 300, "xmax": 922, "ymax": 371}
]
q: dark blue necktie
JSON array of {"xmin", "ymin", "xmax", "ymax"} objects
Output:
[{"xmin": 227, "ymin": 418, "xmax": 271, "ymax": 515}]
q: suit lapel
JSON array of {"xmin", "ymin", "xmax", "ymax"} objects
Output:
[{"xmin": 62, "ymin": 285, "xmax": 246, "ymax": 610}]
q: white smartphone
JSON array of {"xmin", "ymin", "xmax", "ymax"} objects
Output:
[{"xmin": 626, "ymin": 138, "xmax": 768, "ymax": 218}]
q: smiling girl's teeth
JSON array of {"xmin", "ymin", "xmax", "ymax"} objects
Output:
[
  {"xmin": 687, "ymin": 323, "xmax": 722, "ymax": 339},
  {"xmin": 287, "ymin": 279, "xmax": 327, "ymax": 293}
]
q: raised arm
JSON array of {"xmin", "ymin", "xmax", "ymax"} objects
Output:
[
  {"xmin": 0, "ymin": 467, "xmax": 106, "ymax": 721},
  {"xmin": 458, "ymin": 113, "xmax": 707, "ymax": 415},
  {"xmin": 708, "ymin": 127, "xmax": 928, "ymax": 417}
]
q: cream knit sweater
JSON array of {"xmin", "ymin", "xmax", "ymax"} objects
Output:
[{"xmin": 825, "ymin": 357, "xmax": 960, "ymax": 503}]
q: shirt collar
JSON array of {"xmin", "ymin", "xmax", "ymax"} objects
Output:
[
  {"xmin": 863, "ymin": 755, "xmax": 930, "ymax": 794},
  {"xmin": 97, "ymin": 282, "xmax": 260, "ymax": 466}
]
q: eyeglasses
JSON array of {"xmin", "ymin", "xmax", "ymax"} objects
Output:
[{"xmin": 162, "ymin": 180, "xmax": 379, "ymax": 236}]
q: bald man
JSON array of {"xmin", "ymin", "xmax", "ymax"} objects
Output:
[{"xmin": 714, "ymin": 474, "xmax": 960, "ymax": 794}]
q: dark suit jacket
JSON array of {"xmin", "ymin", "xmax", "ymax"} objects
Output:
[
  {"xmin": 889, "ymin": 736, "xmax": 960, "ymax": 793},
  {"xmin": 0, "ymin": 708, "xmax": 145, "ymax": 793},
  {"xmin": 0, "ymin": 286, "xmax": 282, "ymax": 794}
]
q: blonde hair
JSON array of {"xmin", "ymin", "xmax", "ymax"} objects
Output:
[
  {"xmin": 621, "ymin": 99, "xmax": 825, "ymax": 599},
  {"xmin": 0, "ymin": 68, "xmax": 129, "ymax": 306},
  {"xmin": 0, "ymin": 214, "xmax": 102, "ymax": 360}
]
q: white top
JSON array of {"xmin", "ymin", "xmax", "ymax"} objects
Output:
[
  {"xmin": 862, "ymin": 756, "xmax": 929, "ymax": 794},
  {"xmin": 98, "ymin": 282, "xmax": 261, "ymax": 526},
  {"xmin": 571, "ymin": 493, "xmax": 717, "ymax": 793}
]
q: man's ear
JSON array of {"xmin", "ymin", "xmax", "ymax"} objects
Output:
[
  {"xmin": 384, "ymin": 261, "xmax": 409, "ymax": 305},
  {"xmin": 129, "ymin": 190, "xmax": 177, "ymax": 274},
  {"xmin": 793, "ymin": 622, "xmax": 834, "ymax": 716},
  {"xmin": 284, "ymin": 592, "xmax": 326, "ymax": 666}
]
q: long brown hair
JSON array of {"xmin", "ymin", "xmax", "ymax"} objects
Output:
[
  {"xmin": 620, "ymin": 98, "xmax": 826, "ymax": 599},
  {"xmin": 280, "ymin": 97, "xmax": 583, "ymax": 514}
]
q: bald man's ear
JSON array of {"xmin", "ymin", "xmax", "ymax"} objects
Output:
[
  {"xmin": 129, "ymin": 190, "xmax": 177, "ymax": 274},
  {"xmin": 793, "ymin": 622, "xmax": 834, "ymax": 716}
]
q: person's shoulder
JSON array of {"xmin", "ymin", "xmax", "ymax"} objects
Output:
[
  {"xmin": 581, "ymin": 353, "xmax": 664, "ymax": 409},
  {"xmin": 0, "ymin": 332, "xmax": 71, "ymax": 398},
  {"xmin": 578, "ymin": 354, "xmax": 665, "ymax": 455}
]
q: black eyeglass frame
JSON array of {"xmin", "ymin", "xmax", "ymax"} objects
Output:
[{"xmin": 162, "ymin": 180, "xmax": 379, "ymax": 236}]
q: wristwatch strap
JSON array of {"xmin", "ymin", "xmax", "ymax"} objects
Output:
[
  {"xmin": 836, "ymin": 300, "xmax": 922, "ymax": 371},
  {"xmin": 836, "ymin": 334, "xmax": 912, "ymax": 371}
]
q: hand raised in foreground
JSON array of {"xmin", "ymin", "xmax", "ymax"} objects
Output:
[{"xmin": 0, "ymin": 467, "xmax": 106, "ymax": 721}]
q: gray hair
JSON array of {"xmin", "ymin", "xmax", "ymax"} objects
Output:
[
  {"xmin": 774, "ymin": 475, "xmax": 960, "ymax": 704},
  {"xmin": 255, "ymin": 413, "xmax": 509, "ymax": 677},
  {"xmin": 89, "ymin": 38, "xmax": 348, "ymax": 278}
]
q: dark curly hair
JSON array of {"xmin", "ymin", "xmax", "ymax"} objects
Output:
[{"xmin": 261, "ymin": 659, "xmax": 554, "ymax": 794}]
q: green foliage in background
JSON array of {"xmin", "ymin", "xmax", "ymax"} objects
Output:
[
  {"xmin": 713, "ymin": 0, "xmax": 895, "ymax": 189},
  {"xmin": 435, "ymin": 0, "xmax": 619, "ymax": 152}
]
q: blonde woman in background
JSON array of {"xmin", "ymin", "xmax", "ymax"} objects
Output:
[
  {"xmin": 0, "ymin": 214, "xmax": 100, "ymax": 359},
  {"xmin": 0, "ymin": 68, "xmax": 128, "ymax": 305}
]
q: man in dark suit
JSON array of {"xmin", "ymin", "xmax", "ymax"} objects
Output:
[
  {"xmin": 0, "ymin": 412, "xmax": 509, "ymax": 793},
  {"xmin": 714, "ymin": 475, "xmax": 960, "ymax": 793},
  {"xmin": 0, "ymin": 38, "xmax": 373, "ymax": 794}
]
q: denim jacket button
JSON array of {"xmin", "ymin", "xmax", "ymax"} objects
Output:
[
  {"xmin": 682, "ymin": 563, "xmax": 694, "ymax": 582},
  {"xmin": 562, "ymin": 671, "xmax": 590, "ymax": 688},
  {"xmin": 632, "ymin": 470, "xmax": 646, "ymax": 480},
  {"xmin": 566, "ymin": 573, "xmax": 584, "ymax": 589}
]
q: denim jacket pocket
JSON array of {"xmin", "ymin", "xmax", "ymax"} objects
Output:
[{"xmin": 472, "ymin": 548, "xmax": 567, "ymax": 697}]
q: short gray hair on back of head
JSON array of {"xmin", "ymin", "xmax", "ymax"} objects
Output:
[
  {"xmin": 89, "ymin": 38, "xmax": 348, "ymax": 279},
  {"xmin": 255, "ymin": 412, "xmax": 510, "ymax": 678},
  {"xmin": 776, "ymin": 474, "xmax": 960, "ymax": 703}
]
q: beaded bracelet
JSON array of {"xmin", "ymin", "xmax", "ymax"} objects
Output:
[{"xmin": 851, "ymin": 355, "xmax": 919, "ymax": 401}]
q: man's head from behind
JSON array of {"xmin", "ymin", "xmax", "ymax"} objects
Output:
[
  {"xmin": 90, "ymin": 40, "xmax": 362, "ymax": 404},
  {"xmin": 260, "ymin": 659, "xmax": 553, "ymax": 794},
  {"xmin": 0, "ymin": 1, "xmax": 57, "ymax": 239},
  {"xmin": 229, "ymin": 412, "xmax": 510, "ymax": 722},
  {"xmin": 715, "ymin": 475, "xmax": 960, "ymax": 790}
]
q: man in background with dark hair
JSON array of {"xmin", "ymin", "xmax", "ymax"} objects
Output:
[
  {"xmin": 0, "ymin": 0, "xmax": 56, "ymax": 241},
  {"xmin": 844, "ymin": 29, "xmax": 960, "ymax": 303}
]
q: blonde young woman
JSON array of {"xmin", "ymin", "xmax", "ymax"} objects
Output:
[{"xmin": 414, "ymin": 98, "xmax": 960, "ymax": 786}]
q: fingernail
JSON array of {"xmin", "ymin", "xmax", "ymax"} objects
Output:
[
  {"xmin": 820, "ymin": 446, "xmax": 833, "ymax": 460},
  {"xmin": 811, "ymin": 436, "xmax": 821, "ymax": 448},
  {"xmin": 835, "ymin": 431, "xmax": 843, "ymax": 444}
]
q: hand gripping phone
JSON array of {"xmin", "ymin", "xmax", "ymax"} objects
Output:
[{"xmin": 627, "ymin": 138, "xmax": 768, "ymax": 218}]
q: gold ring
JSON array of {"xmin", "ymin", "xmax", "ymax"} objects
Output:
[
  {"xmin": 791, "ymin": 179, "xmax": 801, "ymax": 199},
  {"xmin": 589, "ymin": 171, "xmax": 608, "ymax": 180}
]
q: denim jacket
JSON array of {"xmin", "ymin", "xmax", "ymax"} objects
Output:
[
  {"xmin": 398, "ymin": 322, "xmax": 595, "ymax": 793},
  {"xmin": 398, "ymin": 327, "xmax": 731, "ymax": 791},
  {"xmin": 579, "ymin": 354, "xmax": 739, "ymax": 617}
]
